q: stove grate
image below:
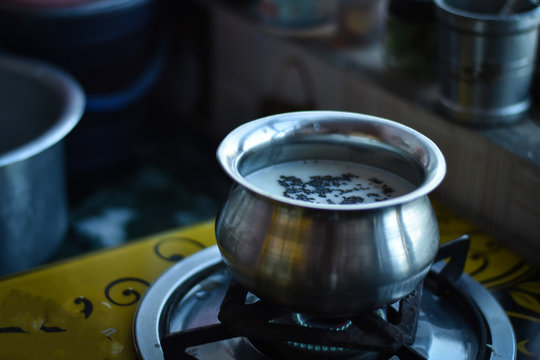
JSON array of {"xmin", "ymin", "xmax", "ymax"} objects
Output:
[{"xmin": 160, "ymin": 235, "xmax": 492, "ymax": 360}]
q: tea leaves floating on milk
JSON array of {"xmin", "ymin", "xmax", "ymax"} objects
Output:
[{"xmin": 246, "ymin": 160, "xmax": 414, "ymax": 205}]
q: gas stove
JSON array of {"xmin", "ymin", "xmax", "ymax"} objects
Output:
[{"xmin": 133, "ymin": 236, "xmax": 516, "ymax": 360}]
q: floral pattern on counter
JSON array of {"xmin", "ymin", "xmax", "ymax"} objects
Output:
[{"xmin": 0, "ymin": 221, "xmax": 215, "ymax": 360}]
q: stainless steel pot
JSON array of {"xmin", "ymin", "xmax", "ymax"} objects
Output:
[
  {"xmin": 0, "ymin": 55, "xmax": 84, "ymax": 275},
  {"xmin": 215, "ymin": 111, "xmax": 446, "ymax": 315}
]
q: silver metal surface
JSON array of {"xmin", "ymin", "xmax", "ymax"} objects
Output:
[
  {"xmin": 435, "ymin": 0, "xmax": 540, "ymax": 126},
  {"xmin": 215, "ymin": 111, "xmax": 446, "ymax": 314},
  {"xmin": 133, "ymin": 246, "xmax": 225, "ymax": 360},
  {"xmin": 0, "ymin": 54, "xmax": 84, "ymax": 275},
  {"xmin": 133, "ymin": 245, "xmax": 516, "ymax": 360}
]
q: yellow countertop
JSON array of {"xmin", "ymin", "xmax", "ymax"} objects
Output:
[{"xmin": 0, "ymin": 204, "xmax": 539, "ymax": 359}]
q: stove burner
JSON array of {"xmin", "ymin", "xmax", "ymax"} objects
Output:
[
  {"xmin": 286, "ymin": 313, "xmax": 354, "ymax": 354},
  {"xmin": 133, "ymin": 236, "xmax": 517, "ymax": 360},
  {"xmin": 293, "ymin": 313, "xmax": 353, "ymax": 332},
  {"xmin": 160, "ymin": 278, "xmax": 424, "ymax": 359}
]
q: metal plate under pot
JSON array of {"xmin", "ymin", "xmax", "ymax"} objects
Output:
[{"xmin": 133, "ymin": 245, "xmax": 516, "ymax": 360}]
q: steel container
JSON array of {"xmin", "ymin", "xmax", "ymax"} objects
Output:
[
  {"xmin": 215, "ymin": 111, "xmax": 446, "ymax": 315},
  {"xmin": 435, "ymin": 0, "xmax": 540, "ymax": 126},
  {"xmin": 0, "ymin": 55, "xmax": 84, "ymax": 275},
  {"xmin": 0, "ymin": 0, "xmax": 162, "ymax": 173}
]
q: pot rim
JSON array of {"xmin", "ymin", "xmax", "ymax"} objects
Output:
[
  {"xmin": 0, "ymin": 54, "xmax": 85, "ymax": 168},
  {"xmin": 434, "ymin": 0, "xmax": 540, "ymax": 32},
  {"xmin": 217, "ymin": 111, "xmax": 446, "ymax": 211}
]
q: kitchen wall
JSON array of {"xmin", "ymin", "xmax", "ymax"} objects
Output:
[{"xmin": 190, "ymin": 0, "xmax": 540, "ymax": 266}]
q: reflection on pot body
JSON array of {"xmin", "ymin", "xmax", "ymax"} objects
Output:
[{"xmin": 215, "ymin": 111, "xmax": 446, "ymax": 315}]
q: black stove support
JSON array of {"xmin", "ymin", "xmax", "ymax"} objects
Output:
[
  {"xmin": 425, "ymin": 235, "xmax": 492, "ymax": 360},
  {"xmin": 160, "ymin": 235, "xmax": 491, "ymax": 360},
  {"xmin": 161, "ymin": 279, "xmax": 426, "ymax": 359}
]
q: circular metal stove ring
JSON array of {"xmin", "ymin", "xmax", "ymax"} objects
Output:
[{"xmin": 133, "ymin": 245, "xmax": 516, "ymax": 360}]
